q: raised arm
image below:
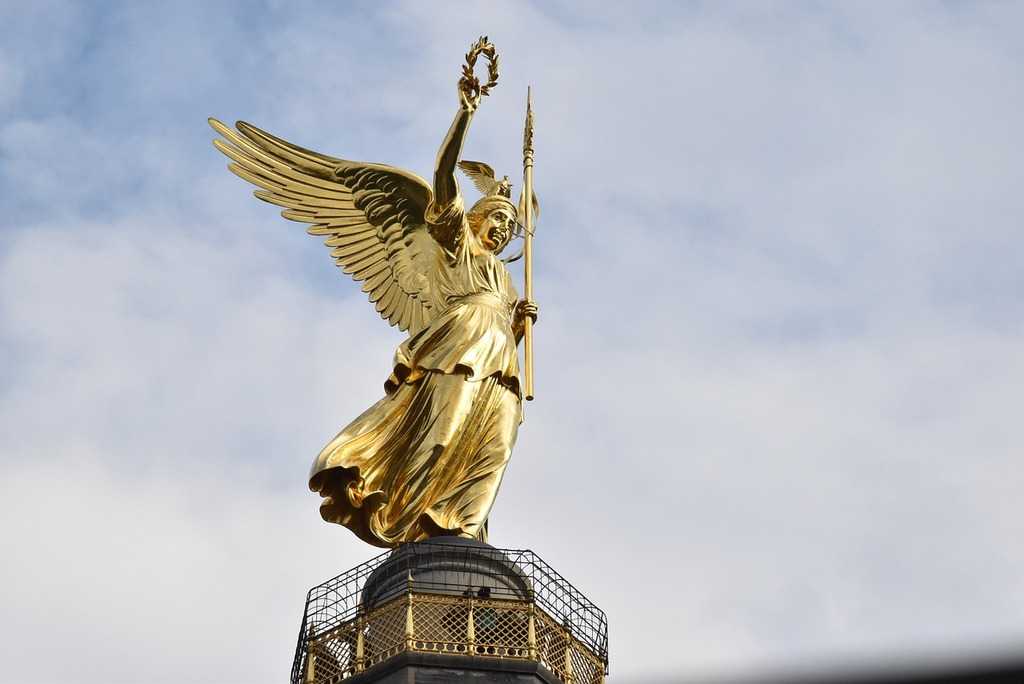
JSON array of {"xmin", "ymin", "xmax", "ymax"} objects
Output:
[
  {"xmin": 433, "ymin": 104, "xmax": 473, "ymax": 208},
  {"xmin": 426, "ymin": 82, "xmax": 479, "ymax": 250},
  {"xmin": 427, "ymin": 37, "xmax": 497, "ymax": 248}
]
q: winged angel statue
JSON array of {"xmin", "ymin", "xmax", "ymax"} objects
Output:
[{"xmin": 210, "ymin": 39, "xmax": 537, "ymax": 548}]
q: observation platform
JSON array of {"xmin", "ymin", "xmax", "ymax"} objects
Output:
[{"xmin": 291, "ymin": 537, "xmax": 609, "ymax": 684}]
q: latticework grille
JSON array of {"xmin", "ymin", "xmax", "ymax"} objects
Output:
[
  {"xmin": 292, "ymin": 543, "xmax": 608, "ymax": 684},
  {"xmin": 302, "ymin": 592, "xmax": 604, "ymax": 683}
]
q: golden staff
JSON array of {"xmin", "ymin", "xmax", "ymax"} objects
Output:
[{"xmin": 522, "ymin": 87, "xmax": 535, "ymax": 401}]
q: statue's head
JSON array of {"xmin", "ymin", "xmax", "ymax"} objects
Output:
[{"xmin": 468, "ymin": 194, "xmax": 517, "ymax": 254}]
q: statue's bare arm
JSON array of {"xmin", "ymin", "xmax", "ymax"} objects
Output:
[
  {"xmin": 429, "ymin": 75, "xmax": 484, "ymax": 249},
  {"xmin": 433, "ymin": 108, "xmax": 472, "ymax": 208}
]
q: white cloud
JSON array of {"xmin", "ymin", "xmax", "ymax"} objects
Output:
[{"xmin": 2, "ymin": 2, "xmax": 1024, "ymax": 682}]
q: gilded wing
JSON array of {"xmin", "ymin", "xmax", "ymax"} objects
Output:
[
  {"xmin": 457, "ymin": 160, "xmax": 500, "ymax": 196},
  {"xmin": 210, "ymin": 118, "xmax": 436, "ymax": 333}
]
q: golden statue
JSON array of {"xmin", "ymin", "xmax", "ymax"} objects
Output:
[{"xmin": 210, "ymin": 38, "xmax": 538, "ymax": 548}]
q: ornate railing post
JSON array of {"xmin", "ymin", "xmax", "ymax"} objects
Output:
[
  {"xmin": 304, "ymin": 651, "xmax": 315, "ymax": 684},
  {"xmin": 354, "ymin": 612, "xmax": 365, "ymax": 673},
  {"xmin": 404, "ymin": 570, "xmax": 415, "ymax": 652},
  {"xmin": 303, "ymin": 626, "xmax": 316, "ymax": 684},
  {"xmin": 466, "ymin": 596, "xmax": 476, "ymax": 654},
  {"xmin": 564, "ymin": 637, "xmax": 575, "ymax": 684},
  {"xmin": 527, "ymin": 603, "xmax": 538, "ymax": 660}
]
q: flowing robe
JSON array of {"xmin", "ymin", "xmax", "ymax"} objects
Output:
[{"xmin": 309, "ymin": 194, "xmax": 522, "ymax": 548}]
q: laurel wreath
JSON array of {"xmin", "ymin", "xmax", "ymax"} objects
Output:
[{"xmin": 459, "ymin": 36, "xmax": 500, "ymax": 108}]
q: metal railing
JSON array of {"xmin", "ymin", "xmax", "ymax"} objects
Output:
[{"xmin": 291, "ymin": 543, "xmax": 608, "ymax": 683}]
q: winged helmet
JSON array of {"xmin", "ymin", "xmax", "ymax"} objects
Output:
[{"xmin": 458, "ymin": 160, "xmax": 540, "ymax": 226}]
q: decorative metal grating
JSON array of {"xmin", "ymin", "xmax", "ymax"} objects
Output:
[{"xmin": 291, "ymin": 543, "xmax": 608, "ymax": 683}]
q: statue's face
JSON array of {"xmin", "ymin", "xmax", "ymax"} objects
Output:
[{"xmin": 477, "ymin": 207, "xmax": 515, "ymax": 253}]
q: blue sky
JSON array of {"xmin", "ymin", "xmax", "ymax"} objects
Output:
[{"xmin": 2, "ymin": 2, "xmax": 1024, "ymax": 682}]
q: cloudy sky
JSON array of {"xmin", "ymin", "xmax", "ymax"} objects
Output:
[{"xmin": 2, "ymin": 1, "xmax": 1023, "ymax": 682}]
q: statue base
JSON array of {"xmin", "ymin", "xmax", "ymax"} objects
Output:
[{"xmin": 291, "ymin": 537, "xmax": 608, "ymax": 684}]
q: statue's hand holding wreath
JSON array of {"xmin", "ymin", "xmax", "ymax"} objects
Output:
[{"xmin": 458, "ymin": 36, "xmax": 500, "ymax": 113}]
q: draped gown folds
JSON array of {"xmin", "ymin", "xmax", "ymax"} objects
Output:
[{"xmin": 309, "ymin": 194, "xmax": 522, "ymax": 548}]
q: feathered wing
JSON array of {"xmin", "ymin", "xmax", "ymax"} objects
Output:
[
  {"xmin": 210, "ymin": 118, "xmax": 437, "ymax": 333},
  {"xmin": 457, "ymin": 160, "xmax": 499, "ymax": 196}
]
